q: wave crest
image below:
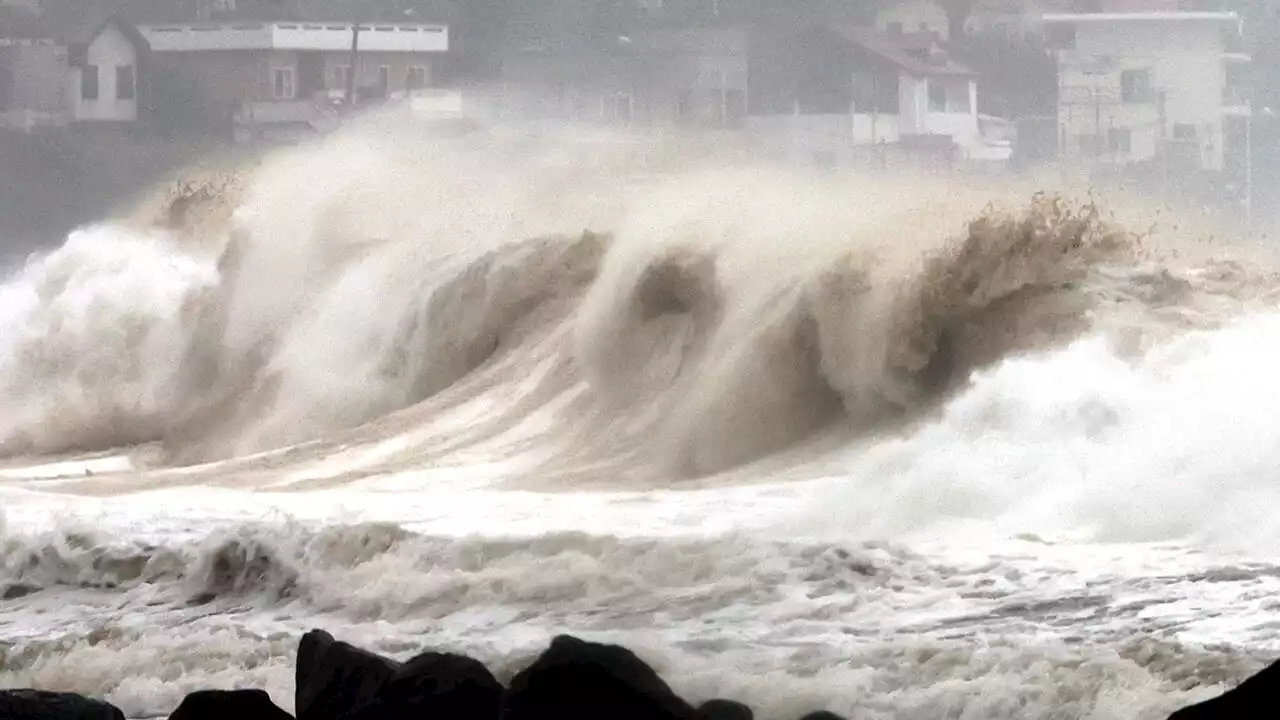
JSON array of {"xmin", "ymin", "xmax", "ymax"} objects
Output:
[{"xmin": 0, "ymin": 118, "xmax": 1257, "ymax": 483}]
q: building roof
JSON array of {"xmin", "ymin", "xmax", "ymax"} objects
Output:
[
  {"xmin": 138, "ymin": 20, "xmax": 447, "ymax": 52},
  {"xmin": 1041, "ymin": 11, "xmax": 1240, "ymax": 22},
  {"xmin": 833, "ymin": 26, "xmax": 978, "ymax": 78},
  {"xmin": 67, "ymin": 15, "xmax": 151, "ymax": 65}
]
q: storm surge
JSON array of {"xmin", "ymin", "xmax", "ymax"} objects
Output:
[{"xmin": 0, "ymin": 115, "xmax": 1262, "ymax": 483}]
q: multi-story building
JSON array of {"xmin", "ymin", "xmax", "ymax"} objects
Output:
[{"xmin": 1042, "ymin": 9, "xmax": 1248, "ymax": 172}]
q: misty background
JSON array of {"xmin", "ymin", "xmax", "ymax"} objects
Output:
[{"xmin": 1, "ymin": 0, "xmax": 1276, "ymax": 265}]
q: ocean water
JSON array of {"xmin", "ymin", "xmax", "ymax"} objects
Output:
[{"xmin": 2, "ymin": 115, "xmax": 1280, "ymax": 720}]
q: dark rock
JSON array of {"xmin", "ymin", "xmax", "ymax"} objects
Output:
[
  {"xmin": 501, "ymin": 634, "xmax": 701, "ymax": 720},
  {"xmin": 0, "ymin": 690, "xmax": 125, "ymax": 720},
  {"xmin": 798, "ymin": 712, "xmax": 848, "ymax": 720},
  {"xmin": 168, "ymin": 689, "xmax": 293, "ymax": 720},
  {"xmin": 1169, "ymin": 659, "xmax": 1280, "ymax": 719},
  {"xmin": 698, "ymin": 698, "xmax": 754, "ymax": 720},
  {"xmin": 295, "ymin": 629, "xmax": 399, "ymax": 720},
  {"xmin": 2, "ymin": 582, "xmax": 41, "ymax": 600},
  {"xmin": 340, "ymin": 650, "xmax": 504, "ymax": 720}
]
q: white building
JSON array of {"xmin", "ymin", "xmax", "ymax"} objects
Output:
[
  {"xmin": 67, "ymin": 17, "xmax": 148, "ymax": 123},
  {"xmin": 747, "ymin": 26, "xmax": 1011, "ymax": 168},
  {"xmin": 1042, "ymin": 11, "xmax": 1248, "ymax": 172}
]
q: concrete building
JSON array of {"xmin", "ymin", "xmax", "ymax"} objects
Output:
[
  {"xmin": 1042, "ymin": 10, "xmax": 1248, "ymax": 172},
  {"xmin": 137, "ymin": 20, "xmax": 448, "ymax": 138}
]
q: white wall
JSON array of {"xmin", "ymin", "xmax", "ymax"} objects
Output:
[
  {"xmin": 68, "ymin": 25, "xmax": 138, "ymax": 122},
  {"xmin": 876, "ymin": 0, "xmax": 951, "ymax": 39},
  {"xmin": 1056, "ymin": 18, "xmax": 1231, "ymax": 170}
]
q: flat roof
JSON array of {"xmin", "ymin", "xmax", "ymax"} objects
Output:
[
  {"xmin": 1042, "ymin": 12, "xmax": 1239, "ymax": 23},
  {"xmin": 138, "ymin": 22, "xmax": 448, "ymax": 53}
]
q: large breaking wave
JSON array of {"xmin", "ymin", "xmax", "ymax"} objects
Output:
[{"xmin": 0, "ymin": 114, "xmax": 1271, "ymax": 484}]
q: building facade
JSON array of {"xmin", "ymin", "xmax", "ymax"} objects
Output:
[
  {"xmin": 746, "ymin": 25, "xmax": 1003, "ymax": 167},
  {"xmin": 0, "ymin": 38, "xmax": 65, "ymax": 129},
  {"xmin": 68, "ymin": 18, "xmax": 148, "ymax": 123},
  {"xmin": 137, "ymin": 21, "xmax": 448, "ymax": 137},
  {"xmin": 1043, "ymin": 10, "xmax": 1248, "ymax": 171}
]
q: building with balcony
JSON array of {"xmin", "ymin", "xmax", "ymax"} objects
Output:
[
  {"xmin": 136, "ymin": 20, "xmax": 448, "ymax": 138},
  {"xmin": 1042, "ymin": 10, "xmax": 1247, "ymax": 172}
]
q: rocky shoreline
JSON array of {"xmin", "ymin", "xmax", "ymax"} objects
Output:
[{"xmin": 1, "ymin": 629, "xmax": 1270, "ymax": 720}]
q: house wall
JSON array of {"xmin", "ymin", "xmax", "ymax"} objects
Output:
[
  {"xmin": 153, "ymin": 49, "xmax": 272, "ymax": 110},
  {"xmin": 69, "ymin": 25, "xmax": 139, "ymax": 122},
  {"xmin": 326, "ymin": 51, "xmax": 438, "ymax": 96},
  {"xmin": 1055, "ymin": 18, "xmax": 1232, "ymax": 170},
  {"xmin": 876, "ymin": 0, "xmax": 951, "ymax": 39},
  {"xmin": 0, "ymin": 42, "xmax": 68, "ymax": 126}
]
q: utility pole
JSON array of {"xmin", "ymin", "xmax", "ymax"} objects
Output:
[
  {"xmin": 346, "ymin": 18, "xmax": 361, "ymax": 107},
  {"xmin": 1246, "ymin": 102, "xmax": 1253, "ymax": 231}
]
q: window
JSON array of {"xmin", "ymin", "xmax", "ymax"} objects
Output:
[
  {"xmin": 948, "ymin": 82, "xmax": 971, "ymax": 113},
  {"xmin": 601, "ymin": 92, "xmax": 632, "ymax": 124},
  {"xmin": 723, "ymin": 88, "xmax": 746, "ymax": 127},
  {"xmin": 1120, "ymin": 69, "xmax": 1153, "ymax": 103},
  {"xmin": 0, "ymin": 64, "xmax": 11, "ymax": 112},
  {"xmin": 271, "ymin": 66, "xmax": 295, "ymax": 99},
  {"xmin": 328, "ymin": 64, "xmax": 349, "ymax": 91},
  {"xmin": 116, "ymin": 65, "xmax": 135, "ymax": 100},
  {"xmin": 1173, "ymin": 123, "xmax": 1197, "ymax": 141},
  {"xmin": 928, "ymin": 80, "xmax": 946, "ymax": 112},
  {"xmin": 81, "ymin": 65, "xmax": 99, "ymax": 100},
  {"xmin": 888, "ymin": 21, "xmax": 904, "ymax": 36},
  {"xmin": 407, "ymin": 66, "xmax": 428, "ymax": 91},
  {"xmin": 1108, "ymin": 128, "xmax": 1131, "ymax": 154},
  {"xmin": 378, "ymin": 65, "xmax": 390, "ymax": 93},
  {"xmin": 852, "ymin": 70, "xmax": 877, "ymax": 112},
  {"xmin": 1046, "ymin": 24, "xmax": 1075, "ymax": 50}
]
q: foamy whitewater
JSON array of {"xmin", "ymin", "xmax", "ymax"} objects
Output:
[{"xmin": 4, "ymin": 113, "xmax": 1280, "ymax": 720}]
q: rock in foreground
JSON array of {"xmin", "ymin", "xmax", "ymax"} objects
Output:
[
  {"xmin": 167, "ymin": 689, "xmax": 293, "ymax": 720},
  {"xmin": 295, "ymin": 629, "xmax": 400, "ymax": 720},
  {"xmin": 0, "ymin": 690, "xmax": 125, "ymax": 720},
  {"xmin": 502, "ymin": 634, "xmax": 702, "ymax": 720},
  {"xmin": 1169, "ymin": 658, "xmax": 1280, "ymax": 719}
]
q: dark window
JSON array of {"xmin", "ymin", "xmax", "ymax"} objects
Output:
[
  {"xmin": 378, "ymin": 65, "xmax": 390, "ymax": 93},
  {"xmin": 407, "ymin": 66, "xmax": 427, "ymax": 90},
  {"xmin": 1173, "ymin": 123, "xmax": 1196, "ymax": 141},
  {"xmin": 724, "ymin": 88, "xmax": 745, "ymax": 127},
  {"xmin": 888, "ymin": 21, "xmax": 903, "ymax": 36},
  {"xmin": 602, "ymin": 92, "xmax": 632, "ymax": 124},
  {"xmin": 1120, "ymin": 69, "xmax": 1153, "ymax": 103},
  {"xmin": 116, "ymin": 65, "xmax": 135, "ymax": 100},
  {"xmin": 1046, "ymin": 24, "xmax": 1075, "ymax": 49},
  {"xmin": 928, "ymin": 80, "xmax": 946, "ymax": 112},
  {"xmin": 81, "ymin": 65, "xmax": 99, "ymax": 100},
  {"xmin": 1108, "ymin": 128, "xmax": 1130, "ymax": 153},
  {"xmin": 0, "ymin": 64, "xmax": 12, "ymax": 111}
]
